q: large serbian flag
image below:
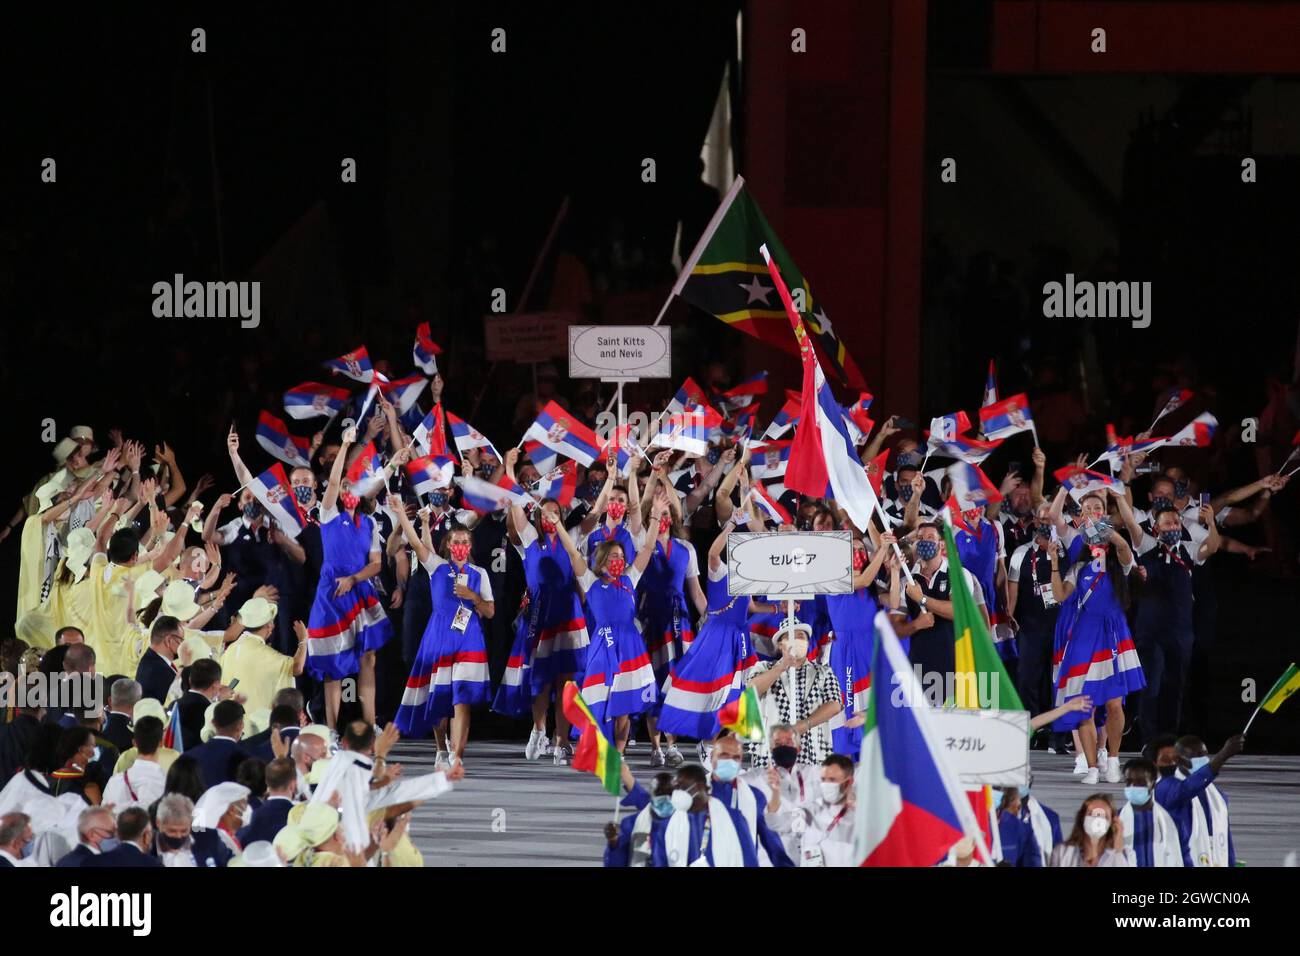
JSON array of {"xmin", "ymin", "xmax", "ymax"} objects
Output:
[
  {"xmin": 672, "ymin": 176, "xmax": 865, "ymax": 388},
  {"xmin": 1164, "ymin": 412, "xmax": 1217, "ymax": 448},
  {"xmin": 979, "ymin": 393, "xmax": 1036, "ymax": 442},
  {"xmin": 322, "ymin": 346, "xmax": 374, "ymax": 383},
  {"xmin": 854, "ymin": 611, "xmax": 991, "ymax": 866},
  {"xmin": 249, "ymin": 462, "xmax": 308, "ymax": 540},
  {"xmin": 761, "ymin": 244, "xmax": 879, "ymax": 533},
  {"xmin": 561, "ymin": 681, "xmax": 622, "ymax": 795},
  {"xmin": 283, "ymin": 382, "xmax": 349, "ymax": 421},
  {"xmin": 255, "ymin": 411, "xmax": 313, "ymax": 469},
  {"xmin": 523, "ymin": 401, "xmax": 602, "ymax": 468}
]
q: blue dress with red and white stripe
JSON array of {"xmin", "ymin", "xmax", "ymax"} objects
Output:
[
  {"xmin": 394, "ymin": 557, "xmax": 491, "ymax": 737},
  {"xmin": 579, "ymin": 567, "xmax": 656, "ymax": 726},
  {"xmin": 954, "ymin": 519, "xmax": 1017, "ymax": 665},
  {"xmin": 636, "ymin": 537, "xmax": 697, "ymax": 702},
  {"xmin": 493, "ymin": 530, "xmax": 589, "ymax": 716},
  {"xmin": 306, "ymin": 508, "xmax": 392, "ymax": 680},
  {"xmin": 1051, "ymin": 538, "xmax": 1146, "ymax": 731},
  {"xmin": 825, "ymin": 587, "xmax": 878, "ymax": 758},
  {"xmin": 658, "ymin": 568, "xmax": 756, "ymax": 740}
]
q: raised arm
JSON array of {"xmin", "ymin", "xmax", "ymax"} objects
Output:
[
  {"xmin": 554, "ymin": 517, "xmax": 589, "ymax": 581},
  {"xmin": 388, "ymin": 494, "xmax": 434, "ymax": 566},
  {"xmin": 322, "ymin": 426, "xmax": 356, "ymax": 513},
  {"xmin": 226, "ymin": 425, "xmax": 256, "ymax": 487}
]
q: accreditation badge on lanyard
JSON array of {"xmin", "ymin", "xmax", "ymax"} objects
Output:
[{"xmin": 452, "ymin": 572, "xmax": 473, "ymax": 633}]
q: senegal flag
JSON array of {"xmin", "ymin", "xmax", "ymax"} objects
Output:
[
  {"xmin": 673, "ymin": 176, "xmax": 864, "ymax": 389},
  {"xmin": 1260, "ymin": 663, "xmax": 1300, "ymax": 713},
  {"xmin": 941, "ymin": 519, "xmax": 1023, "ymax": 711},
  {"xmin": 561, "ymin": 681, "xmax": 622, "ymax": 795},
  {"xmin": 718, "ymin": 685, "xmax": 765, "ymax": 742}
]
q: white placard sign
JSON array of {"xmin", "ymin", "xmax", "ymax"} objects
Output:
[
  {"xmin": 726, "ymin": 531, "xmax": 853, "ymax": 596},
  {"xmin": 924, "ymin": 708, "xmax": 1030, "ymax": 787},
  {"xmin": 568, "ymin": 325, "xmax": 671, "ymax": 381}
]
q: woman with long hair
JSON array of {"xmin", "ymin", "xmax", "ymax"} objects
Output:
[
  {"xmin": 1047, "ymin": 488, "xmax": 1145, "ymax": 785},
  {"xmin": 1049, "ymin": 794, "xmax": 1134, "ymax": 866},
  {"xmin": 391, "ymin": 501, "xmax": 494, "ymax": 769},
  {"xmin": 301, "ymin": 425, "xmax": 393, "ymax": 730}
]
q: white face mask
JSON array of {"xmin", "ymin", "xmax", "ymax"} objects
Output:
[
  {"xmin": 240, "ymin": 806, "xmax": 253, "ymax": 827},
  {"xmin": 819, "ymin": 781, "xmax": 843, "ymax": 805},
  {"xmin": 1083, "ymin": 815, "xmax": 1111, "ymax": 840},
  {"xmin": 670, "ymin": 790, "xmax": 694, "ymax": 813}
]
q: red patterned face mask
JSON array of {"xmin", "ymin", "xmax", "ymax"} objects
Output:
[
  {"xmin": 658, "ymin": 515, "xmax": 671, "ymax": 536},
  {"xmin": 606, "ymin": 557, "xmax": 627, "ymax": 577},
  {"xmin": 606, "ymin": 501, "xmax": 627, "ymax": 521},
  {"xmin": 449, "ymin": 543, "xmax": 471, "ymax": 564},
  {"xmin": 852, "ymin": 550, "xmax": 867, "ymax": 572},
  {"xmin": 340, "ymin": 492, "xmax": 359, "ymax": 511},
  {"xmin": 540, "ymin": 518, "xmax": 557, "ymax": 535}
]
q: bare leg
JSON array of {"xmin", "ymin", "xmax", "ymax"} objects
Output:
[
  {"xmin": 553, "ymin": 674, "xmax": 573, "ymax": 746},
  {"xmin": 433, "ymin": 719, "xmax": 449, "ymax": 753},
  {"xmin": 359, "ymin": 650, "xmax": 377, "ymax": 727},
  {"xmin": 645, "ymin": 714, "xmax": 662, "ymax": 752},
  {"xmin": 614, "ymin": 715, "xmax": 630, "ymax": 753},
  {"xmin": 451, "ymin": 704, "xmax": 470, "ymax": 761},
  {"xmin": 1077, "ymin": 720, "xmax": 1099, "ymax": 769},
  {"xmin": 531, "ymin": 682, "xmax": 550, "ymax": 735},
  {"xmin": 325, "ymin": 679, "xmax": 342, "ymax": 731},
  {"xmin": 1104, "ymin": 698, "xmax": 1125, "ymax": 759}
]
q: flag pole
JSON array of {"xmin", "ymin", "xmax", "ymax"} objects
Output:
[
  {"xmin": 869, "ymin": 495, "xmax": 915, "ymax": 586},
  {"xmin": 1242, "ymin": 704, "xmax": 1266, "ymax": 737},
  {"xmin": 613, "ymin": 790, "xmax": 622, "ymax": 823}
]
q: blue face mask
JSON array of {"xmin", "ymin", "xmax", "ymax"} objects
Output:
[
  {"xmin": 1018, "ymin": 785, "xmax": 1031, "ymax": 799},
  {"xmin": 1159, "ymin": 529, "xmax": 1183, "ymax": 548},
  {"xmin": 1173, "ymin": 481, "xmax": 1190, "ymax": 501},
  {"xmin": 1189, "ymin": 755, "xmax": 1210, "ymax": 773},
  {"xmin": 714, "ymin": 758, "xmax": 741, "ymax": 782},
  {"xmin": 21, "ymin": 838, "xmax": 35, "ymax": 859},
  {"xmin": 899, "ymin": 483, "xmax": 914, "ymax": 503},
  {"xmin": 651, "ymin": 796, "xmax": 675, "ymax": 818},
  {"xmin": 98, "ymin": 837, "xmax": 120, "ymax": 854},
  {"xmin": 916, "ymin": 539, "xmax": 939, "ymax": 562},
  {"xmin": 1150, "ymin": 495, "xmax": 1174, "ymax": 513},
  {"xmin": 293, "ymin": 485, "xmax": 314, "ymax": 506},
  {"xmin": 430, "ymin": 491, "xmax": 449, "ymax": 508},
  {"xmin": 1124, "ymin": 785, "xmax": 1152, "ymax": 807}
]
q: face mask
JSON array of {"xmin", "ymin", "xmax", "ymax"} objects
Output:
[
  {"xmin": 714, "ymin": 758, "xmax": 741, "ymax": 782},
  {"xmin": 651, "ymin": 796, "xmax": 676, "ymax": 818},
  {"xmin": 98, "ymin": 837, "xmax": 120, "ymax": 853},
  {"xmin": 819, "ymin": 781, "xmax": 843, "ymax": 804},
  {"xmin": 1159, "ymin": 529, "xmax": 1182, "ymax": 548},
  {"xmin": 606, "ymin": 557, "xmax": 627, "ymax": 577},
  {"xmin": 1083, "ymin": 815, "xmax": 1111, "ymax": 840},
  {"xmin": 916, "ymin": 539, "xmax": 939, "ymax": 562},
  {"xmin": 1157, "ymin": 764, "xmax": 1178, "ymax": 778},
  {"xmin": 658, "ymin": 516, "xmax": 671, "ymax": 536},
  {"xmin": 606, "ymin": 500, "xmax": 627, "ymax": 521},
  {"xmin": 587, "ymin": 478, "xmax": 605, "ymax": 493},
  {"xmin": 1018, "ymin": 785, "xmax": 1031, "ymax": 799},
  {"xmin": 1173, "ymin": 481, "xmax": 1189, "ymax": 500},
  {"xmin": 293, "ymin": 485, "xmax": 314, "ymax": 506},
  {"xmin": 787, "ymin": 637, "xmax": 809, "ymax": 660},
  {"xmin": 158, "ymin": 833, "xmax": 191, "ymax": 852},
  {"xmin": 706, "ymin": 448, "xmax": 721, "ymax": 465},
  {"xmin": 1151, "ymin": 495, "xmax": 1174, "ymax": 513},
  {"xmin": 1189, "ymin": 755, "xmax": 1210, "ymax": 773},
  {"xmin": 449, "ymin": 543, "xmax": 471, "ymax": 564},
  {"xmin": 1034, "ymin": 523, "xmax": 1053, "ymax": 539},
  {"xmin": 898, "ymin": 484, "xmax": 914, "ymax": 503},
  {"xmin": 242, "ymin": 502, "xmax": 262, "ymax": 520},
  {"xmin": 339, "ymin": 492, "xmax": 359, "ymax": 511},
  {"xmin": 964, "ymin": 509, "xmax": 983, "ymax": 526},
  {"xmin": 430, "ymin": 491, "xmax": 449, "ymax": 508},
  {"xmin": 477, "ymin": 464, "xmax": 495, "ymax": 480},
  {"xmin": 670, "ymin": 789, "xmax": 694, "ymax": 813},
  {"xmin": 1124, "ymin": 786, "xmax": 1152, "ymax": 807},
  {"xmin": 852, "ymin": 551, "xmax": 867, "ymax": 572},
  {"xmin": 21, "ymin": 838, "xmax": 35, "ymax": 859},
  {"xmin": 540, "ymin": 518, "xmax": 557, "ymax": 535},
  {"xmin": 240, "ymin": 806, "xmax": 253, "ymax": 827},
  {"xmin": 770, "ymin": 745, "xmax": 798, "ymax": 770},
  {"xmin": 897, "ymin": 452, "xmax": 922, "ymax": 469}
]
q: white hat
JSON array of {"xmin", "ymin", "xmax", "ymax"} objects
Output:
[
  {"xmin": 52, "ymin": 437, "xmax": 79, "ymax": 465},
  {"xmin": 34, "ymin": 480, "xmax": 64, "ymax": 514},
  {"xmin": 193, "ymin": 782, "xmax": 251, "ymax": 830},
  {"xmin": 69, "ymin": 426, "xmax": 95, "ymax": 443},
  {"xmin": 160, "ymin": 579, "xmax": 202, "ymax": 621},
  {"xmin": 245, "ymin": 708, "xmax": 272, "ymax": 737},
  {"xmin": 238, "ymin": 597, "xmax": 278, "ymax": 630},
  {"xmin": 132, "ymin": 698, "xmax": 167, "ymax": 726},
  {"xmin": 239, "ymin": 841, "xmax": 284, "ymax": 868},
  {"xmin": 64, "ymin": 528, "xmax": 96, "ymax": 581},
  {"xmin": 178, "ymin": 634, "xmax": 216, "ymax": 666},
  {"xmin": 299, "ymin": 724, "xmax": 332, "ymax": 745},
  {"xmin": 773, "ymin": 620, "xmax": 813, "ymax": 644},
  {"xmin": 133, "ymin": 570, "xmax": 167, "ymax": 605}
]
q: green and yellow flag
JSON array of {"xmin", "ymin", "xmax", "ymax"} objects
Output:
[
  {"xmin": 719, "ymin": 684, "xmax": 766, "ymax": 742},
  {"xmin": 1260, "ymin": 663, "xmax": 1300, "ymax": 714},
  {"xmin": 941, "ymin": 519, "xmax": 1023, "ymax": 711}
]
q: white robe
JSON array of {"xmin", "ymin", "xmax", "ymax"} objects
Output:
[{"xmin": 1120, "ymin": 801, "xmax": 1183, "ymax": 867}]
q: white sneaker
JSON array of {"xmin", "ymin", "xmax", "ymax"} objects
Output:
[
  {"xmin": 552, "ymin": 744, "xmax": 572, "ymax": 766},
  {"xmin": 1104, "ymin": 757, "xmax": 1122, "ymax": 784},
  {"xmin": 1098, "ymin": 746, "xmax": 1109, "ymax": 766},
  {"xmin": 525, "ymin": 729, "xmax": 545, "ymax": 760},
  {"xmin": 664, "ymin": 745, "xmax": 685, "ymax": 768},
  {"xmin": 434, "ymin": 750, "xmax": 450, "ymax": 769},
  {"xmin": 1073, "ymin": 754, "xmax": 1089, "ymax": 775},
  {"xmin": 649, "ymin": 748, "xmax": 666, "ymax": 769},
  {"xmin": 1082, "ymin": 767, "xmax": 1099, "ymax": 785}
]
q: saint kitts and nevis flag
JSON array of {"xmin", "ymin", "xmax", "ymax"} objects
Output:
[
  {"xmin": 561, "ymin": 681, "xmax": 622, "ymax": 795},
  {"xmin": 673, "ymin": 176, "xmax": 866, "ymax": 389},
  {"xmin": 854, "ymin": 611, "xmax": 991, "ymax": 866}
]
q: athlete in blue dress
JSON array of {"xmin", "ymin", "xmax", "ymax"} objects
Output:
[
  {"xmin": 305, "ymin": 425, "xmax": 393, "ymax": 730},
  {"xmin": 390, "ymin": 500, "xmax": 494, "ymax": 767}
]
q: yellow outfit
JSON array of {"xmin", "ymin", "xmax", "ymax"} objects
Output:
[
  {"xmin": 113, "ymin": 746, "xmax": 180, "ymax": 775},
  {"xmin": 219, "ymin": 633, "xmax": 296, "ymax": 715},
  {"xmin": 68, "ymin": 555, "xmax": 154, "ymax": 678},
  {"xmin": 16, "ymin": 575, "xmax": 77, "ymax": 651},
  {"xmin": 301, "ymin": 850, "xmax": 350, "ymax": 868},
  {"xmin": 15, "ymin": 515, "xmax": 49, "ymax": 623},
  {"xmin": 366, "ymin": 808, "xmax": 424, "ymax": 867}
]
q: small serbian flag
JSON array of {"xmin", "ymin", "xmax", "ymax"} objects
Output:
[
  {"xmin": 601, "ymin": 425, "xmax": 643, "ymax": 477},
  {"xmin": 283, "ymin": 382, "xmax": 349, "ymax": 421},
  {"xmin": 722, "ymin": 407, "xmax": 758, "ymax": 441},
  {"xmin": 926, "ymin": 431, "xmax": 1002, "ymax": 466},
  {"xmin": 405, "ymin": 454, "xmax": 455, "ymax": 496},
  {"xmin": 749, "ymin": 484, "xmax": 793, "ymax": 526},
  {"xmin": 523, "ymin": 440, "xmax": 558, "ymax": 475},
  {"xmin": 947, "ymin": 461, "xmax": 1003, "ymax": 509},
  {"xmin": 763, "ymin": 396, "xmax": 803, "ymax": 441},
  {"xmin": 347, "ymin": 441, "xmax": 387, "ymax": 497},
  {"xmin": 978, "ymin": 394, "xmax": 1035, "ymax": 441},
  {"xmin": 413, "ymin": 322, "xmax": 441, "ymax": 376},
  {"xmin": 414, "ymin": 405, "xmax": 451, "ymax": 458},
  {"xmin": 864, "ymin": 449, "xmax": 890, "ymax": 498},
  {"xmin": 982, "ymin": 360, "xmax": 999, "ymax": 408},
  {"xmin": 323, "ymin": 346, "xmax": 374, "ymax": 384},
  {"xmin": 163, "ymin": 702, "xmax": 184, "ymax": 752},
  {"xmin": 719, "ymin": 371, "xmax": 768, "ymax": 412},
  {"xmin": 456, "ymin": 473, "xmax": 531, "ymax": 514},
  {"xmin": 749, "ymin": 440, "xmax": 793, "ymax": 480},
  {"xmin": 533, "ymin": 460, "xmax": 578, "ymax": 507},
  {"xmin": 446, "ymin": 411, "xmax": 499, "ymax": 461},
  {"xmin": 929, "ymin": 411, "xmax": 972, "ymax": 443},
  {"xmin": 1151, "ymin": 388, "xmax": 1194, "ymax": 428},
  {"xmin": 845, "ymin": 393, "xmax": 875, "ymax": 444},
  {"xmin": 1101, "ymin": 424, "xmax": 1169, "ymax": 468},
  {"xmin": 523, "ymin": 401, "xmax": 603, "ymax": 468},
  {"xmin": 650, "ymin": 406, "xmax": 722, "ymax": 458},
  {"xmin": 941, "ymin": 496, "xmax": 975, "ymax": 535},
  {"xmin": 1164, "ymin": 412, "xmax": 1217, "ymax": 448},
  {"xmin": 255, "ymin": 411, "xmax": 312, "ymax": 468},
  {"xmin": 1053, "ymin": 465, "xmax": 1122, "ymax": 500},
  {"xmin": 377, "ymin": 373, "xmax": 427, "ymax": 415},
  {"xmin": 667, "ymin": 376, "xmax": 710, "ymax": 416},
  {"xmin": 250, "ymin": 462, "xmax": 308, "ymax": 539}
]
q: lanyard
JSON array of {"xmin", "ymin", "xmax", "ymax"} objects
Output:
[
  {"xmin": 124, "ymin": 769, "xmax": 139, "ymax": 802},
  {"xmin": 1162, "ymin": 545, "xmax": 1190, "ymax": 572},
  {"xmin": 824, "ymin": 806, "xmax": 849, "ymax": 835}
]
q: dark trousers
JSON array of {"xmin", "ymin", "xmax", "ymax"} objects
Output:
[
  {"xmin": 1135, "ymin": 627, "xmax": 1195, "ymax": 743},
  {"xmin": 1016, "ymin": 625, "xmax": 1055, "ymax": 717}
]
